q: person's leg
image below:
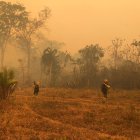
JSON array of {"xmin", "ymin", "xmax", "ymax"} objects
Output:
[
  {"xmin": 104, "ymin": 93, "xmax": 107, "ymax": 98},
  {"xmin": 103, "ymin": 91, "xmax": 107, "ymax": 98},
  {"xmin": 34, "ymin": 92, "xmax": 37, "ymax": 96}
]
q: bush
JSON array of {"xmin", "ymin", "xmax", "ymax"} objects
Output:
[{"xmin": 0, "ymin": 68, "xmax": 17, "ymax": 99}]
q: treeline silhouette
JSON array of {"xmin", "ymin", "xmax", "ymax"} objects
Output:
[
  {"xmin": 0, "ymin": 1, "xmax": 140, "ymax": 90},
  {"xmin": 40, "ymin": 41, "xmax": 140, "ymax": 89}
]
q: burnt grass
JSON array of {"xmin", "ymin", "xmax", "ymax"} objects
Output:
[{"xmin": 0, "ymin": 88, "xmax": 139, "ymax": 140}]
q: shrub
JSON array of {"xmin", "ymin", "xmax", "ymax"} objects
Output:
[{"xmin": 0, "ymin": 68, "xmax": 17, "ymax": 99}]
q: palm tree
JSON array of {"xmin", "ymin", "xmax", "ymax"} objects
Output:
[
  {"xmin": 0, "ymin": 68, "xmax": 17, "ymax": 99},
  {"xmin": 58, "ymin": 51, "xmax": 72, "ymax": 68},
  {"xmin": 41, "ymin": 47, "xmax": 60, "ymax": 86}
]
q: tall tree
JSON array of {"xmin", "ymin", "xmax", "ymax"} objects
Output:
[
  {"xmin": 41, "ymin": 47, "xmax": 60, "ymax": 87},
  {"xmin": 58, "ymin": 51, "xmax": 72, "ymax": 68},
  {"xmin": 78, "ymin": 44, "xmax": 104, "ymax": 87},
  {"xmin": 0, "ymin": 1, "xmax": 28, "ymax": 69},
  {"xmin": 111, "ymin": 38, "xmax": 123, "ymax": 70},
  {"xmin": 131, "ymin": 40, "xmax": 140, "ymax": 64},
  {"xmin": 17, "ymin": 7, "xmax": 50, "ymax": 82}
]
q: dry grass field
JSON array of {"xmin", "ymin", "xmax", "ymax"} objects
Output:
[{"xmin": 0, "ymin": 88, "xmax": 139, "ymax": 140}]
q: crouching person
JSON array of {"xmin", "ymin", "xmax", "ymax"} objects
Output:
[
  {"xmin": 101, "ymin": 79, "xmax": 110, "ymax": 98},
  {"xmin": 34, "ymin": 81, "xmax": 39, "ymax": 96}
]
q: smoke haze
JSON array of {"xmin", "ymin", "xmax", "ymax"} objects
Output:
[{"xmin": 5, "ymin": 0, "xmax": 140, "ymax": 53}]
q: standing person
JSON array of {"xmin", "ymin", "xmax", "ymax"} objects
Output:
[
  {"xmin": 34, "ymin": 81, "xmax": 39, "ymax": 96},
  {"xmin": 101, "ymin": 79, "xmax": 110, "ymax": 98}
]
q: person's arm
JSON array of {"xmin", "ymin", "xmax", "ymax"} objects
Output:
[{"xmin": 104, "ymin": 83, "xmax": 110, "ymax": 88}]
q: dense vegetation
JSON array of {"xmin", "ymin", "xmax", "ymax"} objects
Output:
[{"xmin": 0, "ymin": 68, "xmax": 17, "ymax": 99}]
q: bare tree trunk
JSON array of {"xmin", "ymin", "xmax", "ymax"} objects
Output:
[
  {"xmin": 0, "ymin": 35, "xmax": 10, "ymax": 70},
  {"xmin": 1, "ymin": 42, "xmax": 7, "ymax": 70},
  {"xmin": 40, "ymin": 70, "xmax": 42, "ymax": 87},
  {"xmin": 49, "ymin": 63, "xmax": 52, "ymax": 86},
  {"xmin": 27, "ymin": 41, "xmax": 31, "ymax": 83},
  {"xmin": 112, "ymin": 39, "xmax": 123, "ymax": 70},
  {"xmin": 22, "ymin": 67, "xmax": 25, "ymax": 84},
  {"xmin": 40, "ymin": 65, "xmax": 43, "ymax": 88},
  {"xmin": 1, "ymin": 48, "xmax": 4, "ymax": 69}
]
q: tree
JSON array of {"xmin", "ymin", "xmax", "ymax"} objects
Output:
[
  {"xmin": 41, "ymin": 47, "xmax": 61, "ymax": 87},
  {"xmin": 17, "ymin": 7, "xmax": 50, "ymax": 82},
  {"xmin": 56, "ymin": 51, "xmax": 73, "ymax": 87},
  {"xmin": 0, "ymin": 1, "xmax": 28, "ymax": 69},
  {"xmin": 121, "ymin": 43, "xmax": 132, "ymax": 61},
  {"xmin": 131, "ymin": 40, "xmax": 140, "ymax": 65},
  {"xmin": 78, "ymin": 44, "xmax": 104, "ymax": 87},
  {"xmin": 58, "ymin": 51, "xmax": 72, "ymax": 68},
  {"xmin": 102, "ymin": 39, "xmax": 140, "ymax": 89},
  {"xmin": 111, "ymin": 38, "xmax": 123, "ymax": 70}
]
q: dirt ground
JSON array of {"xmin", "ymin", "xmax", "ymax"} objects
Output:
[{"xmin": 0, "ymin": 88, "xmax": 139, "ymax": 140}]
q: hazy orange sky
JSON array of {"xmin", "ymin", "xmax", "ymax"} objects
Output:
[{"xmin": 6, "ymin": 0, "xmax": 140, "ymax": 53}]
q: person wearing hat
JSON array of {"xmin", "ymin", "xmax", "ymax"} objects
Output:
[{"xmin": 101, "ymin": 79, "xmax": 110, "ymax": 98}]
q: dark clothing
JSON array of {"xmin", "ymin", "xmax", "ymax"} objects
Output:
[
  {"xmin": 101, "ymin": 83, "xmax": 108, "ymax": 98},
  {"xmin": 34, "ymin": 84, "xmax": 39, "ymax": 96}
]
